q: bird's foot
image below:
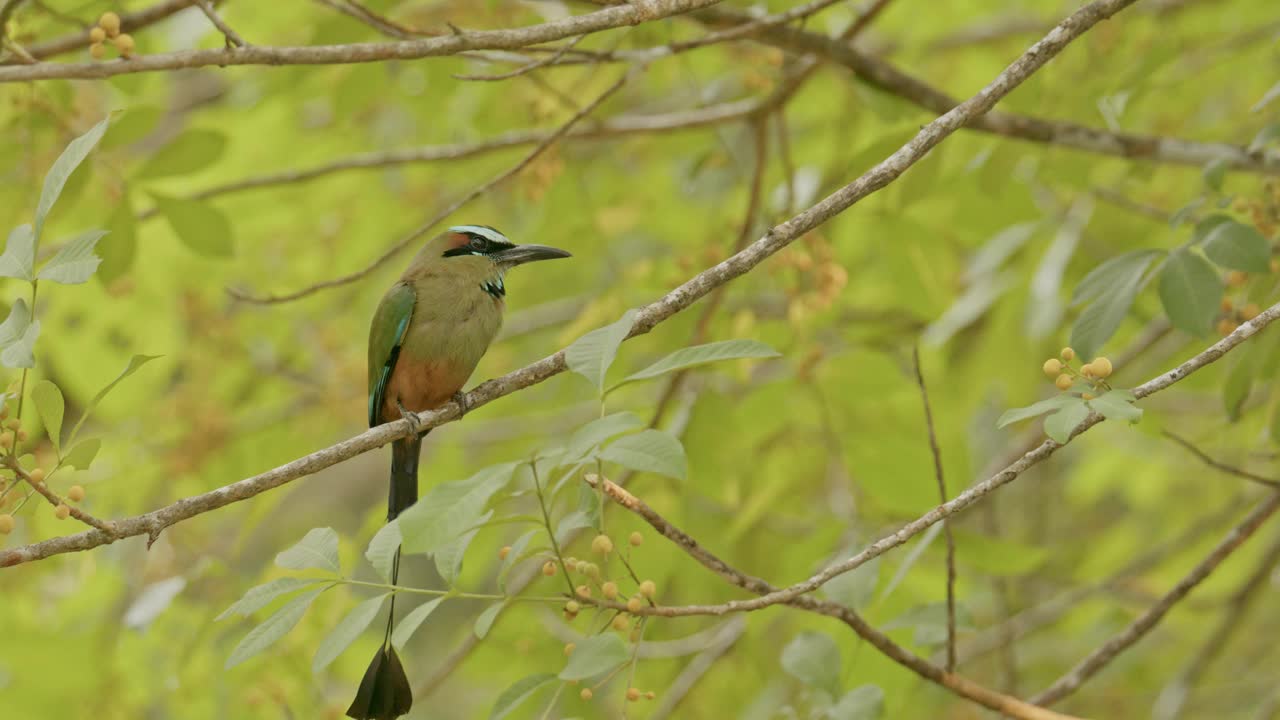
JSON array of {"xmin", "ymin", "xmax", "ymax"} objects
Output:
[
  {"xmin": 396, "ymin": 399, "xmax": 425, "ymax": 437},
  {"xmin": 452, "ymin": 391, "xmax": 471, "ymax": 417}
]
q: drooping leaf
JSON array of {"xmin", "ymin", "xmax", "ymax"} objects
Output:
[
  {"xmin": 399, "ymin": 463, "xmax": 518, "ymax": 554},
  {"xmin": 1070, "ymin": 250, "xmax": 1163, "ymax": 306},
  {"xmin": 216, "ymin": 577, "xmax": 325, "ymax": 621},
  {"xmin": 599, "ymin": 429, "xmax": 687, "ymax": 480},
  {"xmin": 149, "ymin": 193, "xmax": 234, "ymax": 257},
  {"xmin": 225, "ymin": 587, "xmax": 327, "ymax": 669},
  {"xmin": 36, "ymin": 117, "xmax": 110, "ymax": 239},
  {"xmin": 780, "ymin": 632, "xmax": 842, "ymax": 697},
  {"xmin": 562, "ymin": 411, "xmax": 643, "ymax": 463},
  {"xmin": 312, "ymin": 593, "xmax": 389, "ymax": 673},
  {"xmin": 829, "ymin": 685, "xmax": 885, "ymax": 720},
  {"xmin": 1070, "ymin": 251, "xmax": 1158, "ymax": 360},
  {"xmin": 473, "ymin": 601, "xmax": 504, "ymax": 639},
  {"xmin": 61, "ymin": 438, "xmax": 100, "ymax": 470},
  {"xmin": 995, "ymin": 394, "xmax": 1076, "ymax": 429},
  {"xmin": 489, "ymin": 673, "xmax": 558, "ymax": 720},
  {"xmin": 1158, "ymin": 250, "xmax": 1223, "ymax": 336},
  {"xmin": 275, "ymin": 527, "xmax": 341, "ymax": 574},
  {"xmin": 68, "ymin": 354, "xmax": 162, "ymax": 446},
  {"xmin": 0, "ymin": 225, "xmax": 35, "ymax": 281},
  {"xmin": 37, "ymin": 229, "xmax": 107, "ymax": 284},
  {"xmin": 1027, "ymin": 198, "xmax": 1091, "ymax": 338},
  {"xmin": 435, "ymin": 523, "xmax": 484, "ymax": 586},
  {"xmin": 136, "ymin": 129, "xmax": 227, "ymax": 179},
  {"xmin": 1088, "ymin": 390, "xmax": 1143, "ymax": 424},
  {"xmin": 1043, "ymin": 400, "xmax": 1092, "ymax": 443},
  {"xmin": 391, "ymin": 597, "xmax": 445, "ymax": 650},
  {"xmin": 608, "ymin": 339, "xmax": 780, "ymax": 393},
  {"xmin": 558, "ymin": 633, "xmax": 629, "ymax": 681},
  {"xmin": 564, "ymin": 309, "xmax": 639, "ymax": 393},
  {"xmin": 31, "ymin": 381, "xmax": 65, "ymax": 453},
  {"xmin": 1202, "ymin": 219, "xmax": 1271, "ymax": 272},
  {"xmin": 365, "ymin": 521, "xmax": 402, "ymax": 582},
  {"xmin": 823, "ymin": 554, "xmax": 880, "ymax": 611}
]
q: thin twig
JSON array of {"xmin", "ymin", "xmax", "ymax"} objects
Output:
[
  {"xmin": 912, "ymin": 346, "xmax": 957, "ymax": 673},
  {"xmin": 194, "ymin": 0, "xmax": 245, "ymax": 47},
  {"xmin": 1162, "ymin": 430, "xmax": 1280, "ymax": 489},
  {"xmin": 309, "ymin": 0, "xmax": 436, "ymax": 39},
  {"xmin": 228, "ymin": 70, "xmax": 634, "ymax": 304},
  {"xmin": 1030, "ymin": 493, "xmax": 1280, "ymax": 706},
  {"xmin": 453, "ymin": 34, "xmax": 586, "ymax": 81}
]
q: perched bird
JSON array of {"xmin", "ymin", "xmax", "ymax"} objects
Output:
[{"xmin": 347, "ymin": 225, "xmax": 570, "ymax": 720}]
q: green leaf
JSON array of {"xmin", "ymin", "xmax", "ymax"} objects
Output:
[
  {"xmin": 275, "ymin": 527, "xmax": 341, "ymax": 574},
  {"xmin": 599, "ymin": 429, "xmax": 687, "ymax": 480},
  {"xmin": 885, "ymin": 603, "xmax": 974, "ymax": 646},
  {"xmin": 149, "ymin": 193, "xmax": 234, "ymax": 257},
  {"xmin": 1043, "ymin": 400, "xmax": 1091, "ymax": 443},
  {"xmin": 781, "ymin": 632, "xmax": 842, "ymax": 697},
  {"xmin": 1070, "ymin": 251, "xmax": 1158, "ymax": 360},
  {"xmin": 435, "ymin": 523, "xmax": 484, "ymax": 586},
  {"xmin": 558, "ymin": 633, "xmax": 629, "ymax": 681},
  {"xmin": 399, "ymin": 463, "xmax": 518, "ymax": 555},
  {"xmin": 0, "ymin": 225, "xmax": 35, "ymax": 281},
  {"xmin": 37, "ymin": 229, "xmax": 106, "ymax": 284},
  {"xmin": 1158, "ymin": 250, "xmax": 1223, "ymax": 336},
  {"xmin": 69, "ymin": 354, "xmax": 162, "ymax": 446},
  {"xmin": 0, "ymin": 299, "xmax": 38, "ymax": 369},
  {"xmin": 36, "ymin": 117, "xmax": 110, "ymax": 240},
  {"xmin": 98, "ymin": 197, "xmax": 137, "ymax": 284},
  {"xmin": 1191, "ymin": 214, "xmax": 1232, "ymax": 243},
  {"xmin": 225, "ymin": 587, "xmax": 326, "ymax": 669},
  {"xmin": 564, "ymin": 309, "xmax": 639, "ymax": 393},
  {"xmin": 136, "ymin": 129, "xmax": 227, "ymax": 179},
  {"xmin": 829, "ymin": 685, "xmax": 884, "ymax": 720},
  {"xmin": 61, "ymin": 438, "xmax": 100, "ymax": 470},
  {"xmin": 996, "ymin": 394, "xmax": 1076, "ymax": 429},
  {"xmin": 1088, "ymin": 390, "xmax": 1142, "ymax": 424},
  {"xmin": 216, "ymin": 578, "xmax": 324, "ymax": 621},
  {"xmin": 1249, "ymin": 122, "xmax": 1280, "ymax": 151},
  {"xmin": 489, "ymin": 673, "xmax": 558, "ymax": 720},
  {"xmin": 473, "ymin": 601, "xmax": 503, "ymax": 639},
  {"xmin": 562, "ymin": 412, "xmax": 643, "ymax": 463},
  {"xmin": 391, "ymin": 597, "xmax": 445, "ymax": 650},
  {"xmin": 823, "ymin": 555, "xmax": 879, "ymax": 610},
  {"xmin": 1202, "ymin": 157, "xmax": 1229, "ymax": 192},
  {"xmin": 1202, "ymin": 220, "xmax": 1271, "ymax": 272},
  {"xmin": 31, "ymin": 381, "xmax": 64, "ymax": 453},
  {"xmin": 607, "ymin": 339, "xmax": 780, "ymax": 393},
  {"xmin": 312, "ymin": 593, "xmax": 388, "ymax": 673},
  {"xmin": 365, "ymin": 521, "xmax": 401, "ymax": 582}
]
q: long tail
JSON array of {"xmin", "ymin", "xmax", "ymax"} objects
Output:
[{"xmin": 346, "ymin": 435, "xmax": 423, "ymax": 720}]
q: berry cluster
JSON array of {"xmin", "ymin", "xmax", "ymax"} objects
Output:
[
  {"xmin": 0, "ymin": 399, "xmax": 86, "ymax": 535},
  {"xmin": 88, "ymin": 12, "xmax": 135, "ymax": 60},
  {"xmin": 1042, "ymin": 347, "xmax": 1113, "ymax": 399}
]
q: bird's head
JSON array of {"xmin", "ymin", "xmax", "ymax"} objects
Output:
[{"xmin": 436, "ymin": 225, "xmax": 570, "ymax": 269}]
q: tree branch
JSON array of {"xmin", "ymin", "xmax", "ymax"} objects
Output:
[
  {"xmin": 1161, "ymin": 430, "xmax": 1280, "ymax": 489},
  {"xmin": 194, "ymin": 0, "xmax": 245, "ymax": 48}
]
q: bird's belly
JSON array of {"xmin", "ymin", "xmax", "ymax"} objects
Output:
[{"xmin": 379, "ymin": 308, "xmax": 501, "ymax": 422}]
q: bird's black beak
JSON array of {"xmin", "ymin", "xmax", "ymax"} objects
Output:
[{"xmin": 491, "ymin": 244, "xmax": 572, "ymax": 268}]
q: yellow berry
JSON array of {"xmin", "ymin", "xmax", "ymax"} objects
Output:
[
  {"xmin": 15, "ymin": 430, "xmax": 26, "ymax": 442},
  {"xmin": 1060, "ymin": 347, "xmax": 1075, "ymax": 361},
  {"xmin": 542, "ymin": 560, "xmax": 556, "ymax": 577},
  {"xmin": 1054, "ymin": 373, "xmax": 1073, "ymax": 391},
  {"xmin": 499, "ymin": 545, "xmax": 511, "ymax": 560},
  {"xmin": 1218, "ymin": 318, "xmax": 1240, "ymax": 336},
  {"xmin": 114, "ymin": 33, "xmax": 134, "ymax": 57},
  {"xmin": 627, "ymin": 596, "xmax": 643, "ymax": 613},
  {"xmin": 1042, "ymin": 358, "xmax": 1063, "ymax": 377},
  {"xmin": 579, "ymin": 688, "xmax": 593, "ymax": 701},
  {"xmin": 6, "ymin": 419, "xmax": 20, "ymax": 430},
  {"xmin": 0, "ymin": 514, "xmax": 13, "ymax": 534},
  {"xmin": 1082, "ymin": 392, "xmax": 1096, "ymax": 400},
  {"xmin": 639, "ymin": 580, "xmax": 656, "ymax": 598},
  {"xmin": 89, "ymin": 42, "xmax": 106, "ymax": 59},
  {"xmin": 564, "ymin": 557, "xmax": 579, "ymax": 572},
  {"xmin": 89, "ymin": 27, "xmax": 106, "ymax": 43},
  {"xmin": 565, "ymin": 600, "xmax": 580, "ymax": 614},
  {"xmin": 629, "ymin": 531, "xmax": 643, "ymax": 547},
  {"xmin": 584, "ymin": 563, "xmax": 602, "ymax": 581},
  {"xmin": 645, "ymin": 691, "xmax": 656, "ymax": 700},
  {"xmin": 627, "ymin": 688, "xmax": 641, "ymax": 702},
  {"xmin": 1221, "ymin": 297, "xmax": 1235, "ymax": 312},
  {"xmin": 602, "ymin": 581, "xmax": 619, "ymax": 600},
  {"xmin": 612, "ymin": 614, "xmax": 629, "ymax": 631},
  {"xmin": 1080, "ymin": 363, "xmax": 1096, "ymax": 379},
  {"xmin": 1091, "ymin": 357, "xmax": 1113, "ymax": 379},
  {"xmin": 575, "ymin": 584, "xmax": 592, "ymax": 599},
  {"xmin": 1227, "ymin": 270, "xmax": 1249, "ymax": 288},
  {"xmin": 563, "ymin": 642, "xmax": 576, "ymax": 656},
  {"xmin": 28, "ymin": 468, "xmax": 44, "ymax": 483},
  {"xmin": 591, "ymin": 534, "xmax": 613, "ymax": 555},
  {"xmin": 54, "ymin": 503, "xmax": 70, "ymax": 520},
  {"xmin": 0, "ymin": 433, "xmax": 13, "ymax": 450},
  {"xmin": 1241, "ymin": 303, "xmax": 1261, "ymax": 321},
  {"xmin": 0, "ymin": 406, "xmax": 7, "ymax": 419},
  {"xmin": 67, "ymin": 485, "xmax": 85, "ymax": 502},
  {"xmin": 98, "ymin": 12, "xmax": 121, "ymax": 36},
  {"xmin": 629, "ymin": 628, "xmax": 641, "ymax": 642}
]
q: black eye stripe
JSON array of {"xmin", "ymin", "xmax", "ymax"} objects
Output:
[{"xmin": 442, "ymin": 232, "xmax": 515, "ymax": 258}]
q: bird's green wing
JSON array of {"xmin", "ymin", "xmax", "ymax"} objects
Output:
[{"xmin": 368, "ymin": 282, "xmax": 417, "ymax": 428}]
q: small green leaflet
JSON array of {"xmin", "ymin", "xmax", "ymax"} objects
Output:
[
  {"xmin": 312, "ymin": 593, "xmax": 389, "ymax": 673},
  {"xmin": 31, "ymin": 381, "xmax": 65, "ymax": 453},
  {"xmin": 399, "ymin": 462, "xmax": 517, "ymax": 555},
  {"xmin": 36, "ymin": 117, "xmax": 110, "ymax": 240},
  {"xmin": 599, "ymin": 429, "xmax": 687, "ymax": 480},
  {"xmin": 216, "ymin": 577, "xmax": 325, "ymax": 621},
  {"xmin": 61, "ymin": 438, "xmax": 100, "ymax": 470},
  {"xmin": 137, "ymin": 129, "xmax": 227, "ymax": 179},
  {"xmin": 995, "ymin": 394, "xmax": 1076, "ymax": 429},
  {"xmin": 781, "ymin": 632, "xmax": 842, "ymax": 697},
  {"xmin": 37, "ymin": 229, "xmax": 107, "ymax": 284},
  {"xmin": 365, "ymin": 521, "xmax": 401, "ymax": 582},
  {"xmin": 1157, "ymin": 250, "xmax": 1222, "ymax": 336},
  {"xmin": 473, "ymin": 601, "xmax": 503, "ymax": 639},
  {"xmin": 562, "ymin": 412, "xmax": 643, "ymax": 463},
  {"xmin": 0, "ymin": 225, "xmax": 35, "ymax": 281},
  {"xmin": 1088, "ymin": 389, "xmax": 1143, "ymax": 423},
  {"xmin": 564, "ymin": 309, "xmax": 639, "ymax": 393},
  {"xmin": 275, "ymin": 527, "xmax": 341, "ymax": 574},
  {"xmin": 0, "ymin": 299, "xmax": 38, "ymax": 369},
  {"xmin": 606, "ymin": 339, "xmax": 780, "ymax": 394},
  {"xmin": 1202, "ymin": 157, "xmax": 1229, "ymax": 192},
  {"xmin": 150, "ymin": 193, "xmax": 234, "ymax": 258},
  {"xmin": 489, "ymin": 673, "xmax": 558, "ymax": 720},
  {"xmin": 1070, "ymin": 250, "xmax": 1160, "ymax": 360},
  {"xmin": 391, "ymin": 597, "xmax": 445, "ymax": 650},
  {"xmin": 1043, "ymin": 400, "xmax": 1091, "ymax": 443},
  {"xmin": 67, "ymin": 354, "xmax": 162, "ymax": 447},
  {"xmin": 435, "ymin": 524, "xmax": 484, "ymax": 586},
  {"xmin": 1202, "ymin": 219, "xmax": 1271, "ymax": 272},
  {"xmin": 559, "ymin": 633, "xmax": 629, "ymax": 681},
  {"xmin": 225, "ymin": 586, "xmax": 327, "ymax": 669}
]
